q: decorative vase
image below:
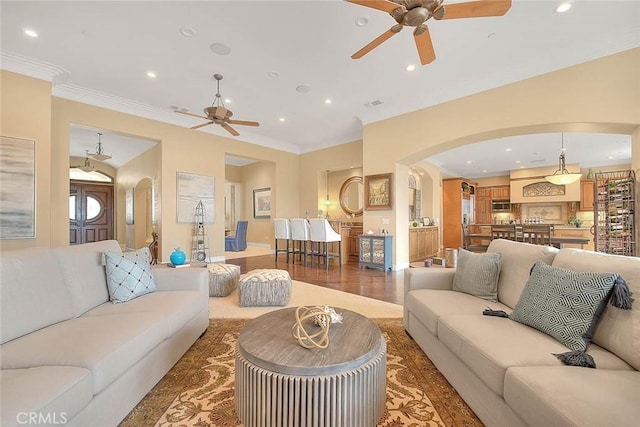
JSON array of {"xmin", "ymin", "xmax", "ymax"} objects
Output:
[{"xmin": 170, "ymin": 248, "xmax": 186, "ymax": 265}]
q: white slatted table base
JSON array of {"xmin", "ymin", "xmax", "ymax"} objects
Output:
[{"xmin": 235, "ymin": 340, "xmax": 386, "ymax": 427}]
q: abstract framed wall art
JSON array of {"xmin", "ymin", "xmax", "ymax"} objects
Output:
[
  {"xmin": 176, "ymin": 172, "xmax": 215, "ymax": 223},
  {"xmin": 0, "ymin": 136, "xmax": 36, "ymax": 239},
  {"xmin": 364, "ymin": 173, "xmax": 393, "ymax": 210}
]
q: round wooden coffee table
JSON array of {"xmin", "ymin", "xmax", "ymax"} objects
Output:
[{"xmin": 235, "ymin": 307, "xmax": 386, "ymax": 427}]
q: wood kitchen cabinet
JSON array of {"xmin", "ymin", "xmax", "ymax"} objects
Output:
[
  {"xmin": 409, "ymin": 227, "xmax": 439, "ymax": 262},
  {"xmin": 347, "ymin": 225, "xmax": 363, "ymax": 260},
  {"xmin": 491, "ymin": 186, "xmax": 510, "ymax": 200},
  {"xmin": 443, "ymin": 178, "xmax": 475, "ymax": 249},
  {"xmin": 580, "ymin": 180, "xmax": 594, "ymax": 211},
  {"xmin": 475, "ymin": 187, "xmax": 492, "ymax": 225}
]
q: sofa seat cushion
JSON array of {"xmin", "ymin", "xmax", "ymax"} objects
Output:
[
  {"xmin": 505, "ymin": 367, "xmax": 640, "ymax": 427},
  {"xmin": 84, "ymin": 290, "xmax": 206, "ymax": 336},
  {"xmin": 552, "ymin": 248, "xmax": 640, "ymax": 371},
  {"xmin": 406, "ymin": 289, "xmax": 511, "ymax": 336},
  {"xmin": 0, "ymin": 312, "xmax": 167, "ymax": 394},
  {"xmin": 1, "ymin": 366, "xmax": 93, "ymax": 427},
  {"xmin": 437, "ymin": 315, "xmax": 633, "ymax": 397}
]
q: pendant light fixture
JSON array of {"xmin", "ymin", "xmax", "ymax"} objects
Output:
[
  {"xmin": 87, "ymin": 132, "xmax": 112, "ymax": 161},
  {"xmin": 545, "ymin": 133, "xmax": 582, "ymax": 185},
  {"xmin": 77, "ymin": 151, "xmax": 96, "ymax": 172}
]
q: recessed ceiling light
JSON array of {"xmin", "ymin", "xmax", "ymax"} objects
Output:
[
  {"xmin": 224, "ymin": 98, "xmax": 231, "ymax": 103},
  {"xmin": 608, "ymin": 156, "xmax": 615, "ymax": 159},
  {"xmin": 146, "ymin": 71, "xmax": 157, "ymax": 78},
  {"xmin": 296, "ymin": 85, "xmax": 311, "ymax": 93},
  {"xmin": 179, "ymin": 26, "xmax": 195, "ymax": 37},
  {"xmin": 355, "ymin": 16, "xmax": 369, "ymax": 27},
  {"xmin": 482, "ymin": 170, "xmax": 487, "ymax": 173},
  {"xmin": 505, "ymin": 148, "xmax": 512, "ymax": 152},
  {"xmin": 515, "ymin": 160, "xmax": 521, "ymax": 164},
  {"xmin": 23, "ymin": 28, "xmax": 38, "ymax": 38},
  {"xmin": 466, "ymin": 160, "xmax": 472, "ymax": 164},
  {"xmin": 556, "ymin": 2, "xmax": 572, "ymax": 13},
  {"xmin": 324, "ymin": 99, "xmax": 332, "ymax": 104},
  {"xmin": 210, "ymin": 42, "xmax": 231, "ymax": 55},
  {"xmin": 279, "ymin": 117, "xmax": 285, "ymax": 122},
  {"xmin": 268, "ymin": 71, "xmax": 279, "ymax": 78},
  {"xmin": 406, "ymin": 64, "xmax": 416, "ymax": 72}
]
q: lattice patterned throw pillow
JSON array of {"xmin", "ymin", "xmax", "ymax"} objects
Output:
[
  {"xmin": 509, "ymin": 261, "xmax": 619, "ymax": 351},
  {"xmin": 104, "ymin": 247, "xmax": 156, "ymax": 303},
  {"xmin": 453, "ymin": 248, "xmax": 502, "ymax": 302}
]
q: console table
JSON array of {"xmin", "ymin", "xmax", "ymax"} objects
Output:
[
  {"xmin": 235, "ymin": 307, "xmax": 386, "ymax": 427},
  {"xmin": 359, "ymin": 234, "xmax": 392, "ymax": 271}
]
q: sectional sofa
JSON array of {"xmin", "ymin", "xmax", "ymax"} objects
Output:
[
  {"xmin": 404, "ymin": 238, "xmax": 640, "ymax": 427},
  {"xmin": 0, "ymin": 240, "xmax": 210, "ymax": 427}
]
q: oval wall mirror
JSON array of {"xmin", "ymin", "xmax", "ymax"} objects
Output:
[{"xmin": 339, "ymin": 176, "xmax": 364, "ymax": 217}]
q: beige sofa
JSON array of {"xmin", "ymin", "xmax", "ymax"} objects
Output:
[
  {"xmin": 0, "ymin": 240, "xmax": 210, "ymax": 427},
  {"xmin": 404, "ymin": 239, "xmax": 640, "ymax": 427}
]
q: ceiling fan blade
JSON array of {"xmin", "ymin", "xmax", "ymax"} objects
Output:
[
  {"xmin": 347, "ymin": 0, "xmax": 405, "ymax": 14},
  {"xmin": 228, "ymin": 119, "xmax": 260, "ymax": 127},
  {"xmin": 191, "ymin": 121, "xmax": 214, "ymax": 130},
  {"xmin": 437, "ymin": 0, "xmax": 512, "ymax": 20},
  {"xmin": 221, "ymin": 123, "xmax": 240, "ymax": 136},
  {"xmin": 175, "ymin": 110, "xmax": 209, "ymax": 120},
  {"xmin": 414, "ymin": 26, "xmax": 436, "ymax": 65},
  {"xmin": 351, "ymin": 25, "xmax": 402, "ymax": 60}
]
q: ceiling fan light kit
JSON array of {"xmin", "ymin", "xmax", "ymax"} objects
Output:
[
  {"xmin": 176, "ymin": 73, "xmax": 259, "ymax": 136},
  {"xmin": 348, "ymin": 0, "xmax": 512, "ymax": 65},
  {"xmin": 545, "ymin": 133, "xmax": 582, "ymax": 185}
]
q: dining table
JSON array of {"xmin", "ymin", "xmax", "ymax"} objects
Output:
[{"xmin": 468, "ymin": 233, "xmax": 590, "ymax": 249}]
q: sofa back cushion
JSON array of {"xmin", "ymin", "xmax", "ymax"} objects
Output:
[
  {"xmin": 487, "ymin": 239, "xmax": 559, "ymax": 308},
  {"xmin": 1, "ymin": 247, "xmax": 74, "ymax": 344},
  {"xmin": 53, "ymin": 240, "xmax": 121, "ymax": 317},
  {"xmin": 552, "ymin": 249, "xmax": 640, "ymax": 370}
]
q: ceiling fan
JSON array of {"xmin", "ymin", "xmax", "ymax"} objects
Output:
[
  {"xmin": 348, "ymin": 0, "xmax": 512, "ymax": 65},
  {"xmin": 176, "ymin": 74, "xmax": 259, "ymax": 136}
]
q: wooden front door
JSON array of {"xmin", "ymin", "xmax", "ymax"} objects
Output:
[{"xmin": 70, "ymin": 182, "xmax": 114, "ymax": 244}]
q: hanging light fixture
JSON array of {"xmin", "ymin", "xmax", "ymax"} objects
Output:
[
  {"xmin": 78, "ymin": 150, "xmax": 96, "ymax": 172},
  {"xmin": 87, "ymin": 132, "xmax": 112, "ymax": 161},
  {"xmin": 545, "ymin": 133, "xmax": 582, "ymax": 185},
  {"xmin": 325, "ymin": 170, "xmax": 331, "ymax": 206}
]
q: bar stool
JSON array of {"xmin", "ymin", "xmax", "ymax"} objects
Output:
[
  {"xmin": 290, "ymin": 218, "xmax": 311, "ymax": 265},
  {"xmin": 308, "ymin": 218, "xmax": 342, "ymax": 269},
  {"xmin": 273, "ymin": 218, "xmax": 291, "ymax": 263}
]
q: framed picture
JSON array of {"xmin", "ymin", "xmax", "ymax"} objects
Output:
[
  {"xmin": 0, "ymin": 136, "xmax": 36, "ymax": 239},
  {"xmin": 422, "ymin": 217, "xmax": 431, "ymax": 226},
  {"xmin": 365, "ymin": 173, "xmax": 393, "ymax": 210},
  {"xmin": 176, "ymin": 172, "xmax": 215, "ymax": 224},
  {"xmin": 253, "ymin": 187, "xmax": 271, "ymax": 219},
  {"xmin": 125, "ymin": 188, "xmax": 134, "ymax": 225}
]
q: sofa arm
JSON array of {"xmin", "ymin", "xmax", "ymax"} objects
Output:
[
  {"xmin": 404, "ymin": 268, "xmax": 455, "ymax": 293},
  {"xmin": 152, "ymin": 266, "xmax": 209, "ymax": 294}
]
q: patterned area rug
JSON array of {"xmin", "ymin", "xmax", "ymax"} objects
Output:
[{"xmin": 120, "ymin": 318, "xmax": 482, "ymax": 427}]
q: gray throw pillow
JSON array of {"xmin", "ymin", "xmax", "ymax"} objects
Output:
[
  {"xmin": 452, "ymin": 248, "xmax": 501, "ymax": 301},
  {"xmin": 509, "ymin": 261, "xmax": 618, "ymax": 351},
  {"xmin": 104, "ymin": 247, "xmax": 156, "ymax": 303}
]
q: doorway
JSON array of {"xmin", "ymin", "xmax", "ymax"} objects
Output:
[{"xmin": 70, "ymin": 181, "xmax": 114, "ymax": 244}]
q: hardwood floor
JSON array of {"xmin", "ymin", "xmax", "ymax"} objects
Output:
[{"xmin": 226, "ymin": 254, "xmax": 405, "ymax": 305}]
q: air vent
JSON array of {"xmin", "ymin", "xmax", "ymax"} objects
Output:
[{"xmin": 364, "ymin": 100, "xmax": 383, "ymax": 108}]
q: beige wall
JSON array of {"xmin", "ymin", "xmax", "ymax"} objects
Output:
[
  {"xmin": 0, "ymin": 71, "xmax": 52, "ymax": 250},
  {"xmin": 363, "ymin": 48, "xmax": 640, "ymax": 268}
]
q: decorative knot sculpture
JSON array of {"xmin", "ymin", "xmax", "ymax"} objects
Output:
[{"xmin": 292, "ymin": 306, "xmax": 343, "ymax": 349}]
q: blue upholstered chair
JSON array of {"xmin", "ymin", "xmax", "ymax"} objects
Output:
[{"xmin": 225, "ymin": 221, "xmax": 248, "ymax": 252}]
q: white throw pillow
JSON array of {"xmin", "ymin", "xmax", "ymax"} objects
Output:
[{"xmin": 103, "ymin": 247, "xmax": 156, "ymax": 303}]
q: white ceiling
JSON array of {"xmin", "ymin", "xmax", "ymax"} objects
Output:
[{"xmin": 1, "ymin": 0, "xmax": 638, "ymax": 175}]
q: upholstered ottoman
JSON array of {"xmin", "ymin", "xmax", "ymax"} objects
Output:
[
  {"xmin": 206, "ymin": 263, "xmax": 240, "ymax": 297},
  {"xmin": 238, "ymin": 269, "xmax": 292, "ymax": 307}
]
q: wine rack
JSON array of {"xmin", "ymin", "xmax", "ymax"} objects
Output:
[{"xmin": 593, "ymin": 170, "xmax": 636, "ymax": 256}]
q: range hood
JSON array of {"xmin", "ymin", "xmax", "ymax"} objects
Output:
[{"xmin": 510, "ymin": 164, "xmax": 581, "ymax": 204}]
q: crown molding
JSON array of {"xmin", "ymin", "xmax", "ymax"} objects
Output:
[{"xmin": 1, "ymin": 50, "xmax": 69, "ymax": 85}]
